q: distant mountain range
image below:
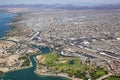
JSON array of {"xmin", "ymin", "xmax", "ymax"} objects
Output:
[{"xmin": 0, "ymin": 4, "xmax": 120, "ymax": 10}]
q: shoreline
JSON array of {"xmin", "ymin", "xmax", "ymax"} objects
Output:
[
  {"xmin": 0, "ymin": 9, "xmax": 116, "ymax": 80},
  {"xmin": 35, "ymin": 70, "xmax": 81, "ymax": 80},
  {"xmin": 2, "ymin": 55, "xmax": 33, "ymax": 74},
  {"xmin": 0, "ymin": 11, "xmax": 20, "ymax": 73},
  {"xmin": 34, "ymin": 56, "xmax": 81, "ymax": 80},
  {"xmin": 0, "ymin": 11, "xmax": 16, "ymax": 39},
  {"xmin": 34, "ymin": 54, "xmax": 113, "ymax": 80}
]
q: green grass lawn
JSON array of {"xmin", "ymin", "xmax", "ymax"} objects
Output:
[
  {"xmin": 90, "ymin": 67, "xmax": 107, "ymax": 79},
  {"xmin": 107, "ymin": 76, "xmax": 120, "ymax": 80},
  {"xmin": 43, "ymin": 53, "xmax": 107, "ymax": 79},
  {"xmin": 45, "ymin": 53, "xmax": 59, "ymax": 66}
]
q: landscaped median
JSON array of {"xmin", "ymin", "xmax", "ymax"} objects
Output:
[{"xmin": 35, "ymin": 53, "xmax": 108, "ymax": 80}]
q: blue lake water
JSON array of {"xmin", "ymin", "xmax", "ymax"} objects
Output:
[
  {"xmin": 0, "ymin": 11, "xmax": 15, "ymax": 38},
  {"xmin": 0, "ymin": 11, "xmax": 69, "ymax": 80},
  {"xmin": 31, "ymin": 44, "xmax": 51, "ymax": 54},
  {"xmin": 0, "ymin": 55, "xmax": 68, "ymax": 80}
]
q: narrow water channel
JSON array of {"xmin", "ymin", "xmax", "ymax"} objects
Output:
[
  {"xmin": 0, "ymin": 54, "xmax": 68, "ymax": 80},
  {"xmin": 0, "ymin": 11, "xmax": 69, "ymax": 80}
]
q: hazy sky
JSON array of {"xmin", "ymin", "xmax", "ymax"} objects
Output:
[{"xmin": 0, "ymin": 0, "xmax": 120, "ymax": 5}]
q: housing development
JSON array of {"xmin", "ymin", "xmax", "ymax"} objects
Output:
[{"xmin": 0, "ymin": 6, "xmax": 120, "ymax": 80}]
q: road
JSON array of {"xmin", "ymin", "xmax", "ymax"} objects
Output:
[{"xmin": 96, "ymin": 73, "xmax": 112, "ymax": 80}]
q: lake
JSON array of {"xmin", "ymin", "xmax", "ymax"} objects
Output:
[{"xmin": 0, "ymin": 11, "xmax": 15, "ymax": 38}]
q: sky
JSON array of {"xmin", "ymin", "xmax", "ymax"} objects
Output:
[{"xmin": 0, "ymin": 0, "xmax": 120, "ymax": 5}]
